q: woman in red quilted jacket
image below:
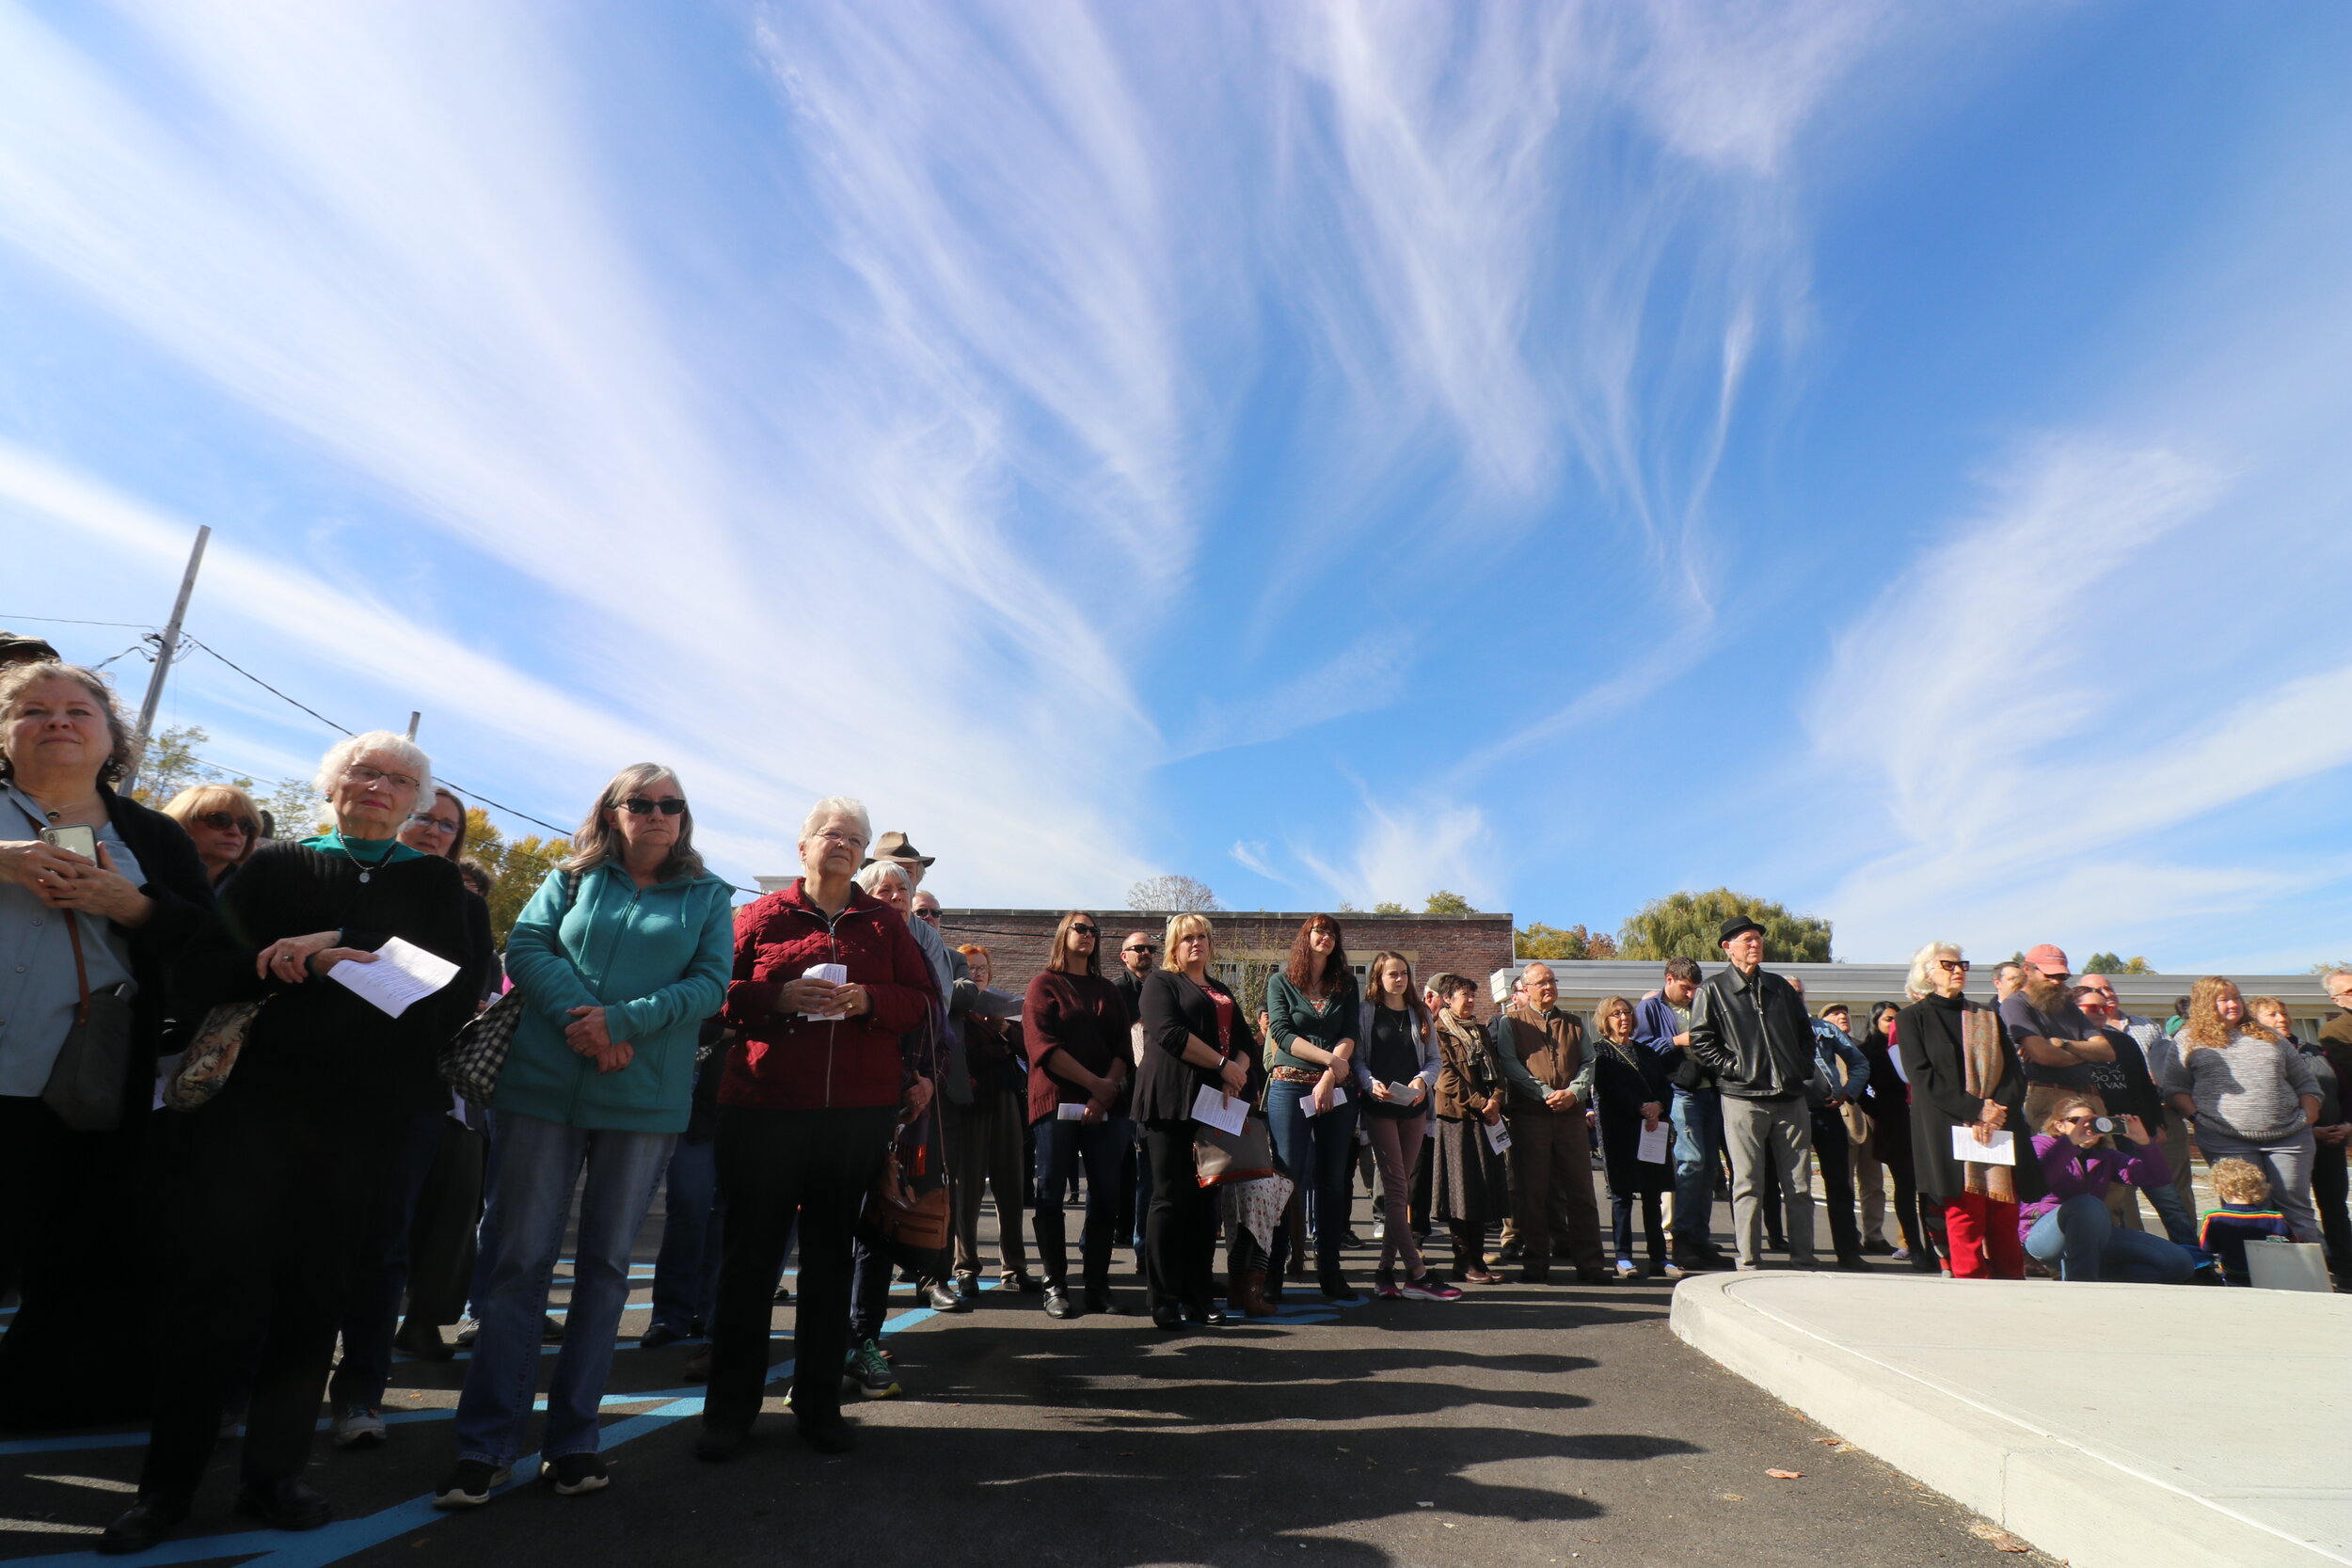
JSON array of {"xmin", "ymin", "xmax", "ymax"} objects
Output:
[{"xmin": 696, "ymin": 797, "xmax": 936, "ymax": 1459}]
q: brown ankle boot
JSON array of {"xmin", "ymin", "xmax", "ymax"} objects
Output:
[{"xmin": 1234, "ymin": 1268, "xmax": 1274, "ymax": 1317}]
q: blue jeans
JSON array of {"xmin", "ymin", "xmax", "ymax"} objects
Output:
[
  {"xmin": 2140, "ymin": 1175, "xmax": 2200, "ymax": 1248},
  {"xmin": 453, "ymin": 1112, "xmax": 675, "ymax": 1465},
  {"xmin": 2024, "ymin": 1193, "xmax": 2200, "ymax": 1283},
  {"xmin": 649, "ymin": 1136, "xmax": 724, "ymax": 1337},
  {"xmin": 1034, "ymin": 1116, "xmax": 1134, "ymax": 1254},
  {"xmin": 1265, "ymin": 1081, "xmax": 1360, "ymax": 1275},
  {"xmin": 1670, "ymin": 1086, "xmax": 1723, "ymax": 1251}
]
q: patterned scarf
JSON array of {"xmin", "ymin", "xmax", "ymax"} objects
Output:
[{"xmin": 1959, "ymin": 1003, "xmax": 2015, "ymax": 1203}]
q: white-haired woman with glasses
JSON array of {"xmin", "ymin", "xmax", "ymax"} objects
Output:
[
  {"xmin": 106, "ymin": 731, "xmax": 490, "ymax": 1554},
  {"xmin": 1895, "ymin": 942, "xmax": 2041, "ymax": 1281},
  {"xmin": 434, "ymin": 765, "xmax": 733, "ymax": 1508},
  {"xmin": 699, "ymin": 797, "xmax": 939, "ymax": 1460}
]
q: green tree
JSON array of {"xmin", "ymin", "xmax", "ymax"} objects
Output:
[
  {"xmin": 128, "ymin": 724, "xmax": 256, "ymax": 808},
  {"xmin": 2083, "ymin": 952, "xmax": 2153, "ymax": 974},
  {"xmin": 1371, "ymin": 900, "xmax": 1406, "ymax": 915},
  {"xmin": 1423, "ymin": 890, "xmax": 1477, "ymax": 915},
  {"xmin": 260, "ymin": 776, "xmax": 327, "ymax": 840},
  {"xmin": 1617, "ymin": 889, "xmax": 1831, "ymax": 964},
  {"xmin": 463, "ymin": 809, "xmax": 571, "ymax": 945},
  {"xmin": 1515, "ymin": 922, "xmax": 1619, "ymax": 960}
]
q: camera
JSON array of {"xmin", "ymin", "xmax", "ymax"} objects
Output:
[{"xmin": 2091, "ymin": 1115, "xmax": 2135, "ymax": 1137}]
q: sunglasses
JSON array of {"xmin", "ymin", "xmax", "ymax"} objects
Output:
[
  {"xmin": 1069, "ymin": 924, "xmax": 1098, "ymax": 936},
  {"xmin": 914, "ymin": 908, "xmax": 941, "ymax": 921},
  {"xmin": 622, "ymin": 798, "xmax": 687, "ymax": 816},
  {"xmin": 196, "ymin": 811, "xmax": 258, "ymax": 836},
  {"xmin": 1124, "ymin": 942, "xmax": 1155, "ymax": 953},
  {"xmin": 1937, "ymin": 959, "xmax": 1972, "ymax": 973}
]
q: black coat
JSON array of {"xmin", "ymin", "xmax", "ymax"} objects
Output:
[
  {"xmin": 98, "ymin": 785, "xmax": 217, "ymax": 1108},
  {"xmin": 1897, "ymin": 993, "xmax": 2044, "ymax": 1207},
  {"xmin": 1132, "ymin": 968, "xmax": 1263, "ymax": 1124},
  {"xmin": 1591, "ymin": 1033, "xmax": 1675, "ymax": 1195},
  {"xmin": 1688, "ymin": 963, "xmax": 1818, "ymax": 1100}
]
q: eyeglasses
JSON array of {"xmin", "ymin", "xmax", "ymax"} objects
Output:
[
  {"xmin": 195, "ymin": 811, "xmax": 258, "ymax": 836},
  {"xmin": 814, "ymin": 830, "xmax": 866, "ymax": 847},
  {"xmin": 405, "ymin": 814, "xmax": 459, "ymax": 833},
  {"xmin": 622, "ymin": 798, "xmax": 687, "ymax": 816},
  {"xmin": 1936, "ymin": 959, "xmax": 1972, "ymax": 974},
  {"xmin": 2056, "ymin": 1114, "xmax": 2098, "ymax": 1126},
  {"xmin": 342, "ymin": 764, "xmax": 421, "ymax": 793},
  {"xmin": 914, "ymin": 908, "xmax": 941, "ymax": 922},
  {"xmin": 1069, "ymin": 924, "xmax": 1098, "ymax": 936}
]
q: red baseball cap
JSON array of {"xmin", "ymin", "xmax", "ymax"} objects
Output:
[{"xmin": 2022, "ymin": 943, "xmax": 2069, "ymax": 977}]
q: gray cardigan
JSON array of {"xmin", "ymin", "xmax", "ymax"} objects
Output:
[
  {"xmin": 2162, "ymin": 1032, "xmax": 2319, "ymax": 1143},
  {"xmin": 1353, "ymin": 999, "xmax": 1440, "ymax": 1109}
]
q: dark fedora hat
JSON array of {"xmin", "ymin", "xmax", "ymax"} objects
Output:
[
  {"xmin": 863, "ymin": 830, "xmax": 935, "ymax": 869},
  {"xmin": 1717, "ymin": 914, "xmax": 1766, "ymax": 945},
  {"xmin": 0, "ymin": 629, "xmax": 61, "ymax": 668}
]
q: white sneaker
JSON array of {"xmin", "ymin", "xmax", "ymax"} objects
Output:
[{"xmin": 330, "ymin": 1404, "xmax": 387, "ymax": 1449}]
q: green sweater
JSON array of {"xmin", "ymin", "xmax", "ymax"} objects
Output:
[{"xmin": 491, "ymin": 863, "xmax": 735, "ymax": 1132}]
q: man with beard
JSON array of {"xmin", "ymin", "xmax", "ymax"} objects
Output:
[{"xmin": 1997, "ymin": 944, "xmax": 2116, "ymax": 1131}]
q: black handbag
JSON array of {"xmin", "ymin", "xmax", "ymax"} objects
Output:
[
  {"xmin": 42, "ymin": 917, "xmax": 135, "ymax": 1132},
  {"xmin": 438, "ymin": 870, "xmax": 574, "ymax": 1104}
]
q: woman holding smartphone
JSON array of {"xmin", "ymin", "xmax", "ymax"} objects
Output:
[{"xmin": 0, "ymin": 660, "xmax": 213, "ymax": 1433}]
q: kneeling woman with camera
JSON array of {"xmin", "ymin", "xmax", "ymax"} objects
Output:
[{"xmin": 2021, "ymin": 1095, "xmax": 2206, "ymax": 1283}]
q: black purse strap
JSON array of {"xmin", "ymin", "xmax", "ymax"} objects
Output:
[{"xmin": 64, "ymin": 912, "xmax": 92, "ymax": 1024}]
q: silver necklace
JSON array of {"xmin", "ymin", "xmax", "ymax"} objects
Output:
[{"xmin": 344, "ymin": 833, "xmax": 397, "ymax": 883}]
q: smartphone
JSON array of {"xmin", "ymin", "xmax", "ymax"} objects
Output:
[{"xmin": 40, "ymin": 824, "xmax": 99, "ymax": 863}]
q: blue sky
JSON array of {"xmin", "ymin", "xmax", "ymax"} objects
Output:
[{"xmin": 4, "ymin": 1, "xmax": 2348, "ymax": 970}]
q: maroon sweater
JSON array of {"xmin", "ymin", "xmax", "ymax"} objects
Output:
[
  {"xmin": 1024, "ymin": 969, "xmax": 1134, "ymax": 1124},
  {"xmin": 720, "ymin": 880, "xmax": 937, "ymax": 1111}
]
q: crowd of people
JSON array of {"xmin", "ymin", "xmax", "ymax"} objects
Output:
[{"xmin": 1, "ymin": 652, "xmax": 2347, "ymax": 1556}]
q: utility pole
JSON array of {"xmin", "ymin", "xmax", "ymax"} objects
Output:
[
  {"xmin": 120, "ymin": 525, "xmax": 210, "ymax": 796},
  {"xmin": 405, "ymin": 711, "xmax": 421, "ymax": 740}
]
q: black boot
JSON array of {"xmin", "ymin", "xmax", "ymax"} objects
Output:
[
  {"xmin": 1032, "ymin": 1209, "xmax": 1071, "ymax": 1307},
  {"xmin": 1082, "ymin": 1226, "xmax": 1128, "ymax": 1314}
]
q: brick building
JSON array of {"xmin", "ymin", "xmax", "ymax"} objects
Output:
[{"xmin": 934, "ymin": 908, "xmax": 1517, "ymax": 1013}]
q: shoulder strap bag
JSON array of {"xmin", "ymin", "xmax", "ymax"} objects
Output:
[
  {"xmin": 438, "ymin": 869, "xmax": 576, "ymax": 1104},
  {"xmin": 42, "ymin": 916, "xmax": 136, "ymax": 1131}
]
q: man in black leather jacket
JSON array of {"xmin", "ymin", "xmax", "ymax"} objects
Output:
[{"xmin": 1688, "ymin": 917, "xmax": 1819, "ymax": 1269}]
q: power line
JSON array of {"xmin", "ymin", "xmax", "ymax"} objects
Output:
[
  {"xmin": 176, "ymin": 634, "xmax": 574, "ymax": 836},
  {"xmin": 183, "ymin": 636, "xmax": 355, "ymax": 738},
  {"xmin": 0, "ymin": 613, "xmax": 161, "ymax": 629}
]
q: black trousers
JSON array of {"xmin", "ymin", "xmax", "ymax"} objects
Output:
[
  {"xmin": 2312, "ymin": 1140, "xmax": 2352, "ymax": 1286},
  {"xmin": 0, "ymin": 1096, "xmax": 159, "ymax": 1430},
  {"xmin": 404, "ymin": 1120, "xmax": 486, "ymax": 1325},
  {"xmin": 142, "ymin": 1087, "xmax": 405, "ymax": 1497},
  {"xmin": 1141, "ymin": 1122, "xmax": 1216, "ymax": 1310},
  {"xmin": 705, "ymin": 1105, "xmax": 893, "ymax": 1433}
]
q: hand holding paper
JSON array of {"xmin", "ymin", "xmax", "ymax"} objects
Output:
[
  {"xmin": 1191, "ymin": 1084, "xmax": 1248, "ymax": 1135},
  {"xmin": 1635, "ymin": 1121, "xmax": 1672, "ymax": 1164},
  {"xmin": 326, "ymin": 936, "xmax": 459, "ymax": 1020},
  {"xmin": 1950, "ymin": 1126, "xmax": 2016, "ymax": 1165}
]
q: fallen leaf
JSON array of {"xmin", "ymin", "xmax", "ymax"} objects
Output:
[
  {"xmin": 1968, "ymin": 1523, "xmax": 2032, "ymax": 1552},
  {"xmin": 1813, "ymin": 1437, "xmax": 1843, "ymax": 1446},
  {"xmin": 1766, "ymin": 1468, "xmax": 1804, "ymax": 1480},
  {"xmin": 1720, "ymin": 1493, "xmax": 1745, "ymax": 1503}
]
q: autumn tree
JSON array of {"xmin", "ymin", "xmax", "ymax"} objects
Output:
[
  {"xmin": 1423, "ymin": 890, "xmax": 1477, "ymax": 915},
  {"xmin": 1127, "ymin": 874, "xmax": 1221, "ymax": 911},
  {"xmin": 2082, "ymin": 952, "xmax": 2153, "ymax": 975},
  {"xmin": 1515, "ymin": 923, "xmax": 1619, "ymax": 960},
  {"xmin": 463, "ymin": 808, "xmax": 572, "ymax": 945},
  {"xmin": 127, "ymin": 725, "xmax": 238, "ymax": 807},
  {"xmin": 1371, "ymin": 900, "xmax": 1406, "ymax": 915},
  {"xmin": 1617, "ymin": 889, "xmax": 1831, "ymax": 963}
]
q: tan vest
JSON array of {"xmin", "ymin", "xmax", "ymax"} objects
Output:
[{"xmin": 1502, "ymin": 1004, "xmax": 1583, "ymax": 1094}]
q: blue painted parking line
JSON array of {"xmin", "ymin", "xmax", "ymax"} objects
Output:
[{"xmin": 5, "ymin": 1291, "xmax": 981, "ymax": 1566}]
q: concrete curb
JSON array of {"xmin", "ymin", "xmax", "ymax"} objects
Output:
[{"xmin": 1670, "ymin": 1273, "xmax": 2347, "ymax": 1568}]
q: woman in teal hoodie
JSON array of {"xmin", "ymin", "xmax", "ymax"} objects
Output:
[{"xmin": 437, "ymin": 765, "xmax": 733, "ymax": 1508}]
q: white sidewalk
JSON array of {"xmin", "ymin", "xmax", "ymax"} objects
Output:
[{"xmin": 1671, "ymin": 1272, "xmax": 2351, "ymax": 1568}]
